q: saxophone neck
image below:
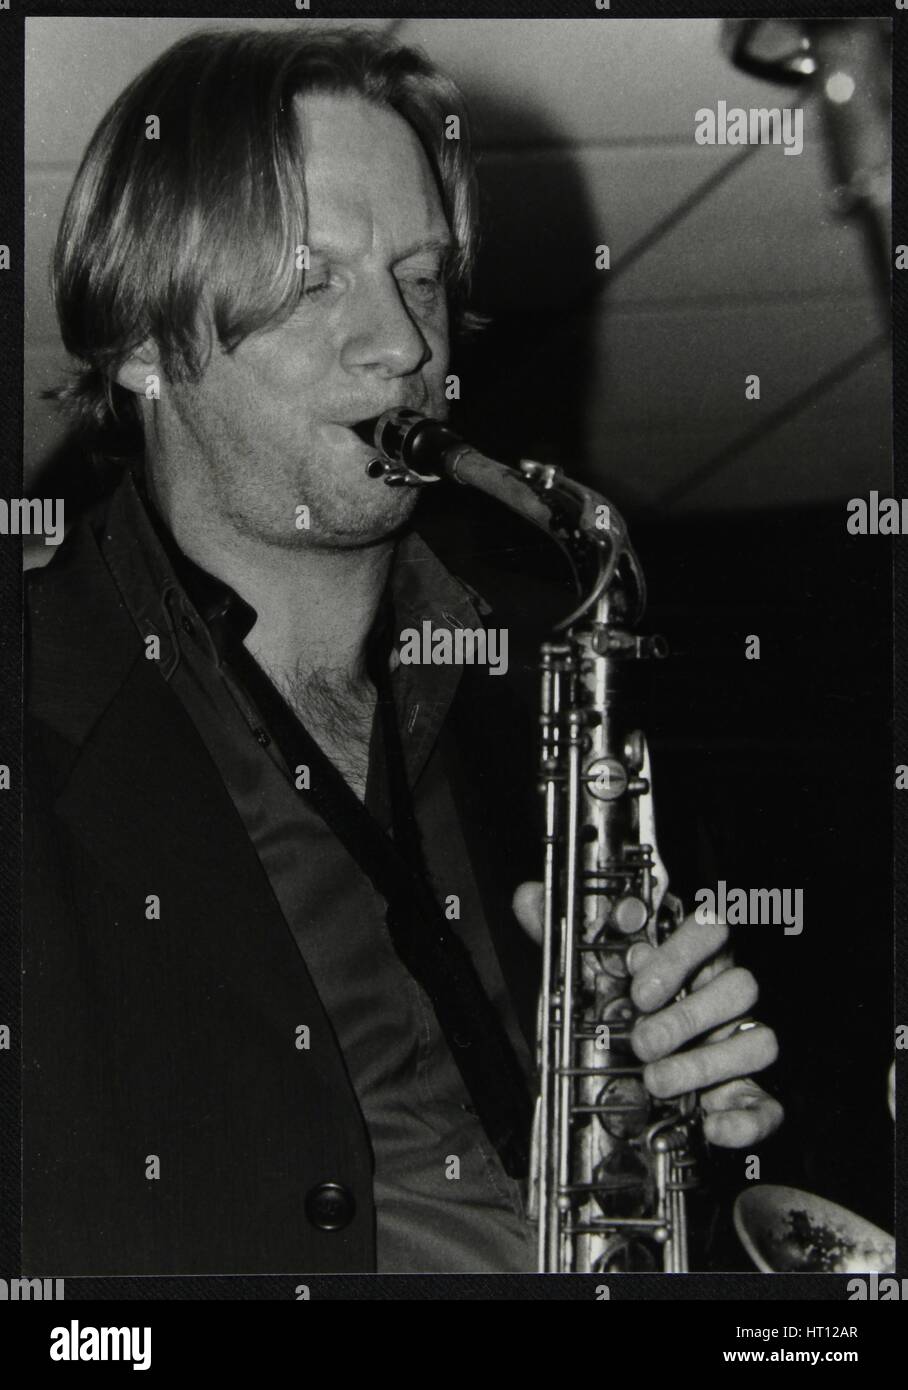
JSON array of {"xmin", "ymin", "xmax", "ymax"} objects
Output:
[
  {"xmin": 363, "ymin": 407, "xmax": 647, "ymax": 627},
  {"xmin": 514, "ymin": 459, "xmax": 647, "ymax": 629}
]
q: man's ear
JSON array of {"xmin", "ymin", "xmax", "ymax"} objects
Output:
[{"xmin": 114, "ymin": 341, "xmax": 162, "ymax": 398}]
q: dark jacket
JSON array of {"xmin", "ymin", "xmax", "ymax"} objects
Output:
[{"xmin": 23, "ymin": 498, "xmax": 553, "ymax": 1276}]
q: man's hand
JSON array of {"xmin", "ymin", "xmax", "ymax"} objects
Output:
[{"xmin": 512, "ymin": 881, "xmax": 783, "ymax": 1148}]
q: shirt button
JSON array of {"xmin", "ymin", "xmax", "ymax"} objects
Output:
[
  {"xmin": 305, "ymin": 1182, "xmax": 355, "ymax": 1232},
  {"xmin": 253, "ymin": 727, "xmax": 271, "ymax": 748},
  {"xmin": 452, "ymin": 1032, "xmax": 472, "ymax": 1049},
  {"xmin": 180, "ymin": 616, "xmax": 195, "ymax": 637}
]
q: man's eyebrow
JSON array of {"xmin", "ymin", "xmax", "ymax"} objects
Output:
[
  {"xmin": 305, "ymin": 236, "xmax": 453, "ymax": 263},
  {"xmin": 393, "ymin": 236, "xmax": 454, "ymax": 262}
]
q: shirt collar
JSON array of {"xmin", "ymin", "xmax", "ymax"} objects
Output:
[{"xmin": 99, "ymin": 467, "xmax": 488, "ymax": 679}]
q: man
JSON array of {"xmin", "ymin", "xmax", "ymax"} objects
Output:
[{"xmin": 24, "ymin": 27, "xmax": 782, "ymax": 1276}]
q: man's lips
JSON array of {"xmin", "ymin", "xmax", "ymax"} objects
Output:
[
  {"xmin": 352, "ymin": 403, "xmax": 436, "ymax": 445},
  {"xmin": 323, "ymin": 403, "xmax": 433, "ymax": 460},
  {"xmin": 321, "ymin": 419, "xmax": 390, "ymax": 460},
  {"xmin": 340, "ymin": 402, "xmax": 430, "ymax": 435}
]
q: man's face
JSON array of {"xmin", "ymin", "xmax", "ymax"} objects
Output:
[{"xmin": 147, "ymin": 93, "xmax": 452, "ymax": 549}]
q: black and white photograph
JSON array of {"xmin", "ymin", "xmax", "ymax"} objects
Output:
[{"xmin": 1, "ymin": 5, "xmax": 901, "ymax": 1328}]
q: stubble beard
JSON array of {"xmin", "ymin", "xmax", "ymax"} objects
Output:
[{"xmin": 221, "ymin": 464, "xmax": 422, "ymax": 552}]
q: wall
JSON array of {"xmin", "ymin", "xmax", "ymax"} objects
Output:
[{"xmin": 25, "ymin": 17, "xmax": 890, "ymax": 515}]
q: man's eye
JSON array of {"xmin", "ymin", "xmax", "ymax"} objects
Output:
[
  {"xmin": 302, "ymin": 280, "xmax": 332, "ymax": 298},
  {"xmin": 401, "ymin": 275, "xmax": 444, "ymax": 304}
]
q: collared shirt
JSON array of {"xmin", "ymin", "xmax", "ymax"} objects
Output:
[{"xmin": 98, "ymin": 471, "xmax": 538, "ymax": 1273}]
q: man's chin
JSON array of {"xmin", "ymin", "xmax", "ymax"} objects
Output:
[
  {"xmin": 237, "ymin": 482, "xmax": 419, "ymax": 551},
  {"xmin": 321, "ymin": 485, "xmax": 420, "ymax": 549}
]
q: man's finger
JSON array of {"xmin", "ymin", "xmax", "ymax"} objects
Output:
[
  {"xmin": 629, "ymin": 916, "xmax": 729, "ymax": 1011},
  {"xmin": 690, "ymin": 951, "xmax": 735, "ymax": 992},
  {"xmin": 512, "ymin": 880, "xmax": 544, "ymax": 944},
  {"xmin": 631, "ymin": 967, "xmax": 759, "ymax": 1061},
  {"xmin": 643, "ymin": 1023, "xmax": 778, "ymax": 1099},
  {"xmin": 700, "ymin": 1078, "xmax": 784, "ymax": 1147}
]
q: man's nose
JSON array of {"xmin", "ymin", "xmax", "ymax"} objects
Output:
[{"xmin": 340, "ymin": 276, "xmax": 432, "ymax": 378}]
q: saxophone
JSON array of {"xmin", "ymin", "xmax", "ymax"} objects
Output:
[{"xmin": 362, "ymin": 408, "xmax": 699, "ymax": 1273}]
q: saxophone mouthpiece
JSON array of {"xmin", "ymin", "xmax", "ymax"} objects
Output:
[
  {"xmin": 353, "ymin": 416, "xmax": 394, "ymax": 482},
  {"xmin": 358, "ymin": 409, "xmax": 444, "ymax": 487}
]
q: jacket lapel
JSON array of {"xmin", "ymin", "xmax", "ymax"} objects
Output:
[{"xmin": 29, "ymin": 513, "xmax": 368, "ymax": 1116}]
